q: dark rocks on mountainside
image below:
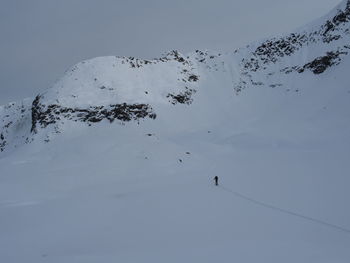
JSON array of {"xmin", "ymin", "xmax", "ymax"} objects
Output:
[
  {"xmin": 167, "ymin": 87, "xmax": 196, "ymax": 105},
  {"xmin": 269, "ymin": 84, "xmax": 283, "ymax": 88},
  {"xmin": 237, "ymin": 1, "xmax": 350, "ymax": 93},
  {"xmin": 243, "ymin": 33, "xmax": 310, "ymax": 72},
  {"xmin": 322, "ymin": 1, "xmax": 350, "ymax": 42},
  {"xmin": 243, "ymin": 1, "xmax": 350, "ymax": 72},
  {"xmin": 279, "ymin": 47, "xmax": 349, "ymax": 75},
  {"xmin": 0, "ymin": 133, "xmax": 5, "ymax": 152},
  {"xmin": 4, "ymin": 122, "xmax": 13, "ymax": 128},
  {"xmin": 154, "ymin": 50, "xmax": 189, "ymax": 65},
  {"xmin": 171, "ymin": 50, "xmax": 186, "ymax": 63},
  {"xmin": 30, "ymin": 95, "xmax": 157, "ymax": 133},
  {"xmin": 31, "ymin": 95, "xmax": 43, "ymax": 133},
  {"xmin": 188, "ymin": 74, "xmax": 199, "ymax": 82},
  {"xmin": 300, "ymin": 50, "xmax": 347, "ymax": 74}
]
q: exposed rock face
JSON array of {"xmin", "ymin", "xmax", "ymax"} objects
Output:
[
  {"xmin": 244, "ymin": 1, "xmax": 350, "ymax": 72},
  {"xmin": 279, "ymin": 47, "xmax": 349, "ymax": 75},
  {"xmin": 244, "ymin": 33, "xmax": 310, "ymax": 72},
  {"xmin": 233, "ymin": 1, "xmax": 350, "ymax": 92},
  {"xmin": 31, "ymin": 95, "xmax": 156, "ymax": 134},
  {"xmin": 167, "ymin": 88, "xmax": 196, "ymax": 105},
  {"xmin": 0, "ymin": 132, "xmax": 5, "ymax": 152},
  {"xmin": 322, "ymin": 0, "xmax": 350, "ymax": 42},
  {"xmin": 300, "ymin": 50, "xmax": 348, "ymax": 74}
]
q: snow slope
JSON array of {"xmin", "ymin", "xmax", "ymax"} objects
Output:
[{"xmin": 1, "ymin": 1, "xmax": 350, "ymax": 262}]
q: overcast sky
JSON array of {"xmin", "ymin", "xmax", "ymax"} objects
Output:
[{"xmin": 0, "ymin": 0, "xmax": 342, "ymax": 104}]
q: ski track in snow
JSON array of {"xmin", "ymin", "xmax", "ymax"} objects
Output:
[{"xmin": 220, "ymin": 186, "xmax": 350, "ymax": 234}]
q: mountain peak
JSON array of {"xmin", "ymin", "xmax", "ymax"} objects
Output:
[{"xmin": 1, "ymin": 1, "xmax": 350, "ymax": 154}]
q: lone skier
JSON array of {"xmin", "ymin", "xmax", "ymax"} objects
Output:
[{"xmin": 214, "ymin": 176, "xmax": 219, "ymax": 186}]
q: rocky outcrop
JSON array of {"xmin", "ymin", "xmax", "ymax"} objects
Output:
[
  {"xmin": 300, "ymin": 50, "xmax": 348, "ymax": 74},
  {"xmin": 233, "ymin": 0, "xmax": 350, "ymax": 93},
  {"xmin": 322, "ymin": 0, "xmax": 350, "ymax": 42},
  {"xmin": 31, "ymin": 95, "xmax": 157, "ymax": 134},
  {"xmin": 244, "ymin": 1, "xmax": 350, "ymax": 72},
  {"xmin": 0, "ymin": 132, "xmax": 5, "ymax": 152},
  {"xmin": 167, "ymin": 87, "xmax": 196, "ymax": 105}
]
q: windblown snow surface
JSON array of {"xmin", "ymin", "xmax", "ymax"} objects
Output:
[{"xmin": 1, "ymin": 1, "xmax": 350, "ymax": 262}]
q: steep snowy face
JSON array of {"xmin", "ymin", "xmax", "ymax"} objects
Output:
[
  {"xmin": 41, "ymin": 51, "xmax": 200, "ymax": 108},
  {"xmin": 0, "ymin": 51, "xmax": 203, "ymax": 153},
  {"xmin": 233, "ymin": 0, "xmax": 350, "ymax": 92},
  {"xmin": 1, "ymin": 0, "xmax": 350, "ymax": 155},
  {"xmin": 30, "ymin": 51, "xmax": 201, "ymax": 132},
  {"xmin": 0, "ymin": 99, "xmax": 33, "ymax": 153}
]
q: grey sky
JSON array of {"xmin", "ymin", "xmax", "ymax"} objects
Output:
[{"xmin": 0, "ymin": 0, "xmax": 341, "ymax": 105}]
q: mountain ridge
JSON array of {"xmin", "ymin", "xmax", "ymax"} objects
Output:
[{"xmin": 1, "ymin": 0, "xmax": 350, "ymax": 155}]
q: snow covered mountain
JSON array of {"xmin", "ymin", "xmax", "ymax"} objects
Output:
[
  {"xmin": 1, "ymin": 1, "xmax": 350, "ymax": 263},
  {"xmin": 1, "ymin": 1, "xmax": 350, "ymax": 154}
]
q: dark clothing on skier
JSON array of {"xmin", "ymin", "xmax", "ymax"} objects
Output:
[{"xmin": 214, "ymin": 176, "xmax": 219, "ymax": 186}]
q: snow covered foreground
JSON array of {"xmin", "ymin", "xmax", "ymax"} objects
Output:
[{"xmin": 1, "ymin": 1, "xmax": 350, "ymax": 262}]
